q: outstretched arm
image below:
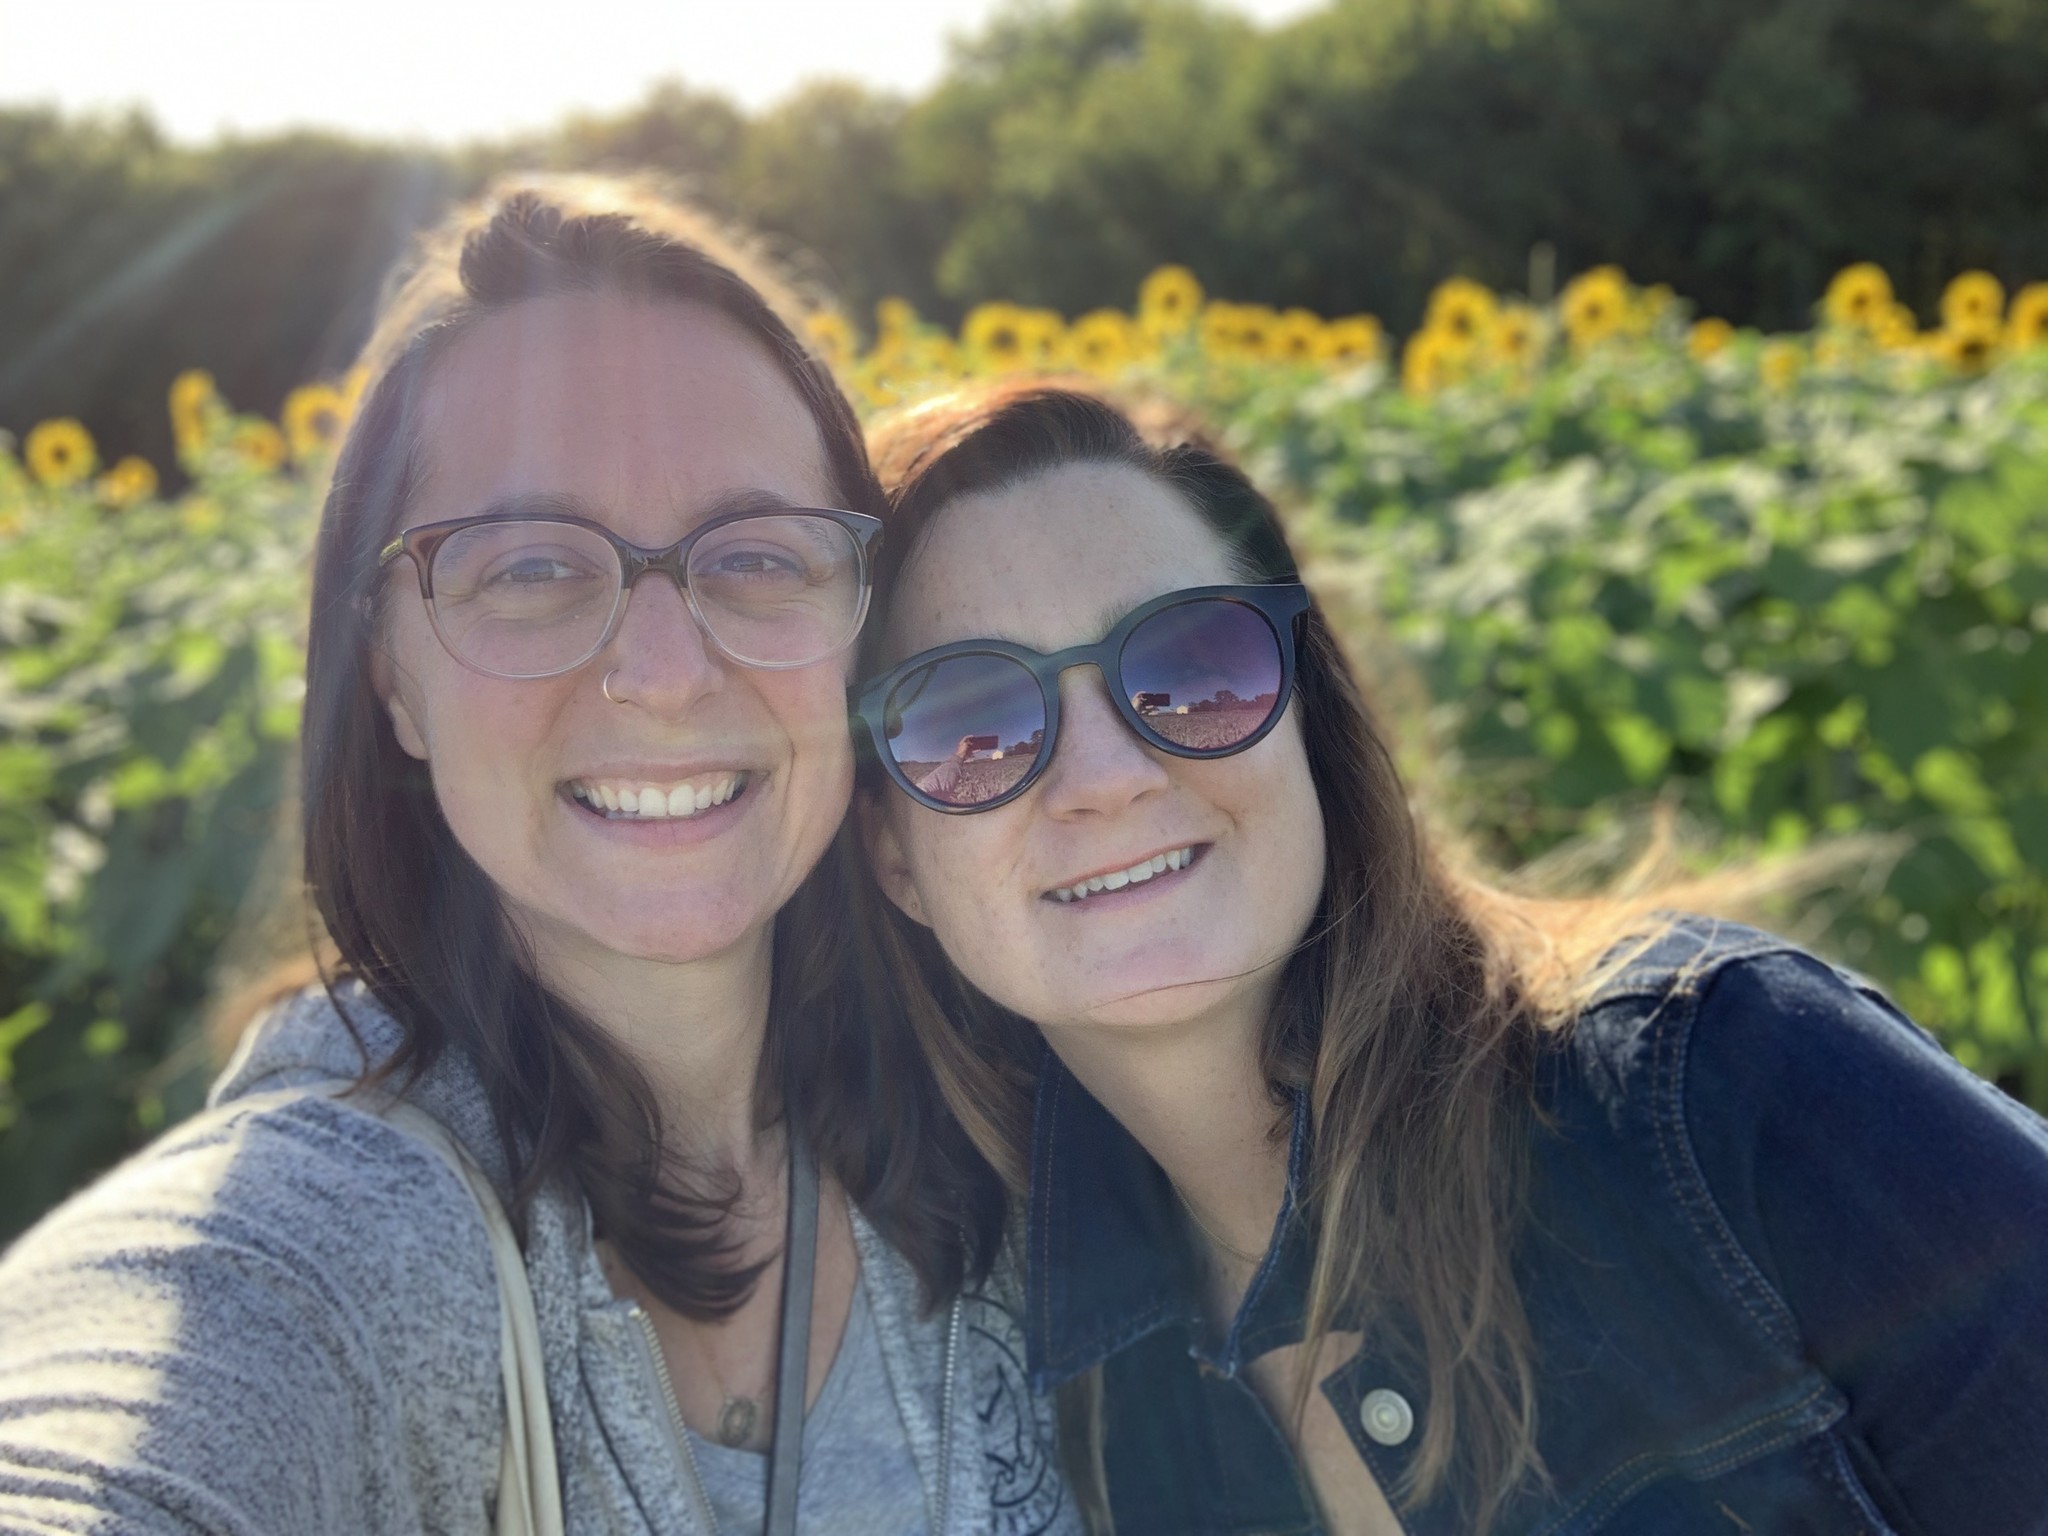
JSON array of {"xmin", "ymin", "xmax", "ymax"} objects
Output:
[
  {"xmin": 1684, "ymin": 949, "xmax": 2048, "ymax": 1536},
  {"xmin": 0, "ymin": 1096, "xmax": 501, "ymax": 1535}
]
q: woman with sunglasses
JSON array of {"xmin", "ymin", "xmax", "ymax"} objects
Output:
[
  {"xmin": 852, "ymin": 384, "xmax": 2048, "ymax": 1535},
  {"xmin": 0, "ymin": 183, "xmax": 1071, "ymax": 1536}
]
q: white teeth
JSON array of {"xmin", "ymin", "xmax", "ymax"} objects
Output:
[
  {"xmin": 568, "ymin": 772, "xmax": 749, "ymax": 820},
  {"xmin": 1049, "ymin": 846, "xmax": 1196, "ymax": 904}
]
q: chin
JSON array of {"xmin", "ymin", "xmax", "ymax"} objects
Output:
[{"xmin": 1069, "ymin": 967, "xmax": 1262, "ymax": 1032}]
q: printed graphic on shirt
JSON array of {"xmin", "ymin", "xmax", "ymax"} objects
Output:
[{"xmin": 966, "ymin": 1297, "xmax": 1065, "ymax": 1535}]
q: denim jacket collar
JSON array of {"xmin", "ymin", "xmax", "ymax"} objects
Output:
[{"xmin": 1022, "ymin": 1043, "xmax": 1317, "ymax": 1394}]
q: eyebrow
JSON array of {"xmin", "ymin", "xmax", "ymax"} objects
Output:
[{"xmin": 467, "ymin": 487, "xmax": 819, "ymax": 526}]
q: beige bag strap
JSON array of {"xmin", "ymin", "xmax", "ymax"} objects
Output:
[
  {"xmin": 231, "ymin": 1084, "xmax": 565, "ymax": 1536},
  {"xmin": 377, "ymin": 1100, "xmax": 566, "ymax": 1536}
]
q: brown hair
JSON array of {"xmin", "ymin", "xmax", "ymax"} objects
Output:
[
  {"xmin": 302, "ymin": 175, "xmax": 1000, "ymax": 1321},
  {"xmin": 855, "ymin": 382, "xmax": 1830, "ymax": 1530}
]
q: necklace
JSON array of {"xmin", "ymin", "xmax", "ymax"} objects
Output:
[
  {"xmin": 704, "ymin": 1357, "xmax": 765, "ymax": 1449},
  {"xmin": 1171, "ymin": 1182, "xmax": 1268, "ymax": 1265},
  {"xmin": 599, "ymin": 1244, "xmax": 769, "ymax": 1449}
]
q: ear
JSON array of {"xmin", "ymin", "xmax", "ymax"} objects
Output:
[
  {"xmin": 368, "ymin": 641, "xmax": 431, "ymax": 762},
  {"xmin": 856, "ymin": 790, "xmax": 930, "ymax": 928}
]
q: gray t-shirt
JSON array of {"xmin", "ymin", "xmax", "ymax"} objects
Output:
[{"xmin": 687, "ymin": 1273, "xmax": 929, "ymax": 1535}]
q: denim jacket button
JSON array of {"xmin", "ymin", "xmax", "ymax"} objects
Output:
[{"xmin": 1359, "ymin": 1388, "xmax": 1415, "ymax": 1446}]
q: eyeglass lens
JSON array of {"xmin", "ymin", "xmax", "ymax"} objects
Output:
[
  {"xmin": 1120, "ymin": 599, "xmax": 1283, "ymax": 752},
  {"xmin": 881, "ymin": 597, "xmax": 1286, "ymax": 809},
  {"xmin": 427, "ymin": 516, "xmax": 866, "ymax": 677},
  {"xmin": 885, "ymin": 653, "xmax": 1047, "ymax": 808}
]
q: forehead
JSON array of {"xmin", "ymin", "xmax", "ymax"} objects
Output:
[
  {"xmin": 411, "ymin": 292, "xmax": 834, "ymax": 537},
  {"xmin": 885, "ymin": 460, "xmax": 1241, "ymax": 658}
]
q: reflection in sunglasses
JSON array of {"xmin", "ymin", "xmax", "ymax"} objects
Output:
[
  {"xmin": 905, "ymin": 731, "xmax": 1044, "ymax": 805},
  {"xmin": 1138, "ymin": 688, "xmax": 1281, "ymax": 751}
]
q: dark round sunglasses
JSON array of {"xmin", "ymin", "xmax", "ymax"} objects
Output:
[{"xmin": 853, "ymin": 583, "xmax": 1311, "ymax": 813}]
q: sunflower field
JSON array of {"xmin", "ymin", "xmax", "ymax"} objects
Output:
[{"xmin": 3, "ymin": 261, "xmax": 2048, "ymax": 1236}]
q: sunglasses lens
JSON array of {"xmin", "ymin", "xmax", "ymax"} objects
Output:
[
  {"xmin": 1122, "ymin": 598, "xmax": 1285, "ymax": 753},
  {"xmin": 884, "ymin": 653, "xmax": 1046, "ymax": 807}
]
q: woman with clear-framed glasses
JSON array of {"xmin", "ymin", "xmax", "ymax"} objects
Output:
[{"xmin": 0, "ymin": 180, "xmax": 1073, "ymax": 1536}]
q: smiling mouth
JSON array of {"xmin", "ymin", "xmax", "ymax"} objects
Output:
[
  {"xmin": 1046, "ymin": 844, "xmax": 1203, "ymax": 904},
  {"xmin": 564, "ymin": 771, "xmax": 752, "ymax": 821}
]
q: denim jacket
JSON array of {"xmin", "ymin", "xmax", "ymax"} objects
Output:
[{"xmin": 1022, "ymin": 918, "xmax": 2048, "ymax": 1535}]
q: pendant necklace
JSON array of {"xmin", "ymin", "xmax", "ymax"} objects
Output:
[{"xmin": 706, "ymin": 1361, "xmax": 764, "ymax": 1449}]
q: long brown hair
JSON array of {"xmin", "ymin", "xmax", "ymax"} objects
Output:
[
  {"xmin": 854, "ymin": 382, "xmax": 1824, "ymax": 1530},
  {"xmin": 302, "ymin": 175, "xmax": 1001, "ymax": 1322}
]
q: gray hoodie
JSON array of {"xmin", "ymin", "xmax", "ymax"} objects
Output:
[{"xmin": 0, "ymin": 983, "xmax": 1075, "ymax": 1536}]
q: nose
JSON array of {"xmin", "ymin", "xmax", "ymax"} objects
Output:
[
  {"xmin": 1037, "ymin": 665, "xmax": 1171, "ymax": 818},
  {"xmin": 596, "ymin": 570, "xmax": 724, "ymax": 718}
]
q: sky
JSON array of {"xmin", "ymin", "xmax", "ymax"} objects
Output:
[{"xmin": 0, "ymin": 0, "xmax": 1322, "ymax": 146}]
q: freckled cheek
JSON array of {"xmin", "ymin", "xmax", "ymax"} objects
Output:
[{"xmin": 906, "ymin": 819, "xmax": 1031, "ymax": 950}]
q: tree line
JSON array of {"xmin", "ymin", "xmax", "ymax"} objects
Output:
[{"xmin": 4, "ymin": 0, "xmax": 2044, "ymax": 471}]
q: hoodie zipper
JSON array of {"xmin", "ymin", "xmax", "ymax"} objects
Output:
[
  {"xmin": 933, "ymin": 1297, "xmax": 963, "ymax": 1535},
  {"xmin": 629, "ymin": 1302, "xmax": 725, "ymax": 1536}
]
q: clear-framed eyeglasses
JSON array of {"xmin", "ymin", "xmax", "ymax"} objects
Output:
[{"xmin": 376, "ymin": 508, "xmax": 884, "ymax": 679}]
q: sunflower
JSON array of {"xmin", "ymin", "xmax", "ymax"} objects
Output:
[
  {"xmin": 1401, "ymin": 328, "xmax": 1467, "ymax": 396},
  {"xmin": 1270, "ymin": 309, "xmax": 1327, "ymax": 364},
  {"xmin": 1940, "ymin": 271, "xmax": 2005, "ymax": 332},
  {"xmin": 1823, "ymin": 264, "xmax": 1894, "ymax": 331},
  {"xmin": 283, "ymin": 384, "xmax": 348, "ymax": 463},
  {"xmin": 1759, "ymin": 340, "xmax": 1803, "ymax": 392},
  {"xmin": 25, "ymin": 418, "xmax": 97, "ymax": 488},
  {"xmin": 1486, "ymin": 305, "xmax": 1544, "ymax": 369},
  {"xmin": 1687, "ymin": 318, "xmax": 1734, "ymax": 360},
  {"xmin": 234, "ymin": 419, "xmax": 287, "ymax": 471},
  {"xmin": 1067, "ymin": 309, "xmax": 1140, "ymax": 376},
  {"xmin": 1015, "ymin": 309, "xmax": 1068, "ymax": 368},
  {"xmin": 1560, "ymin": 266, "xmax": 1630, "ymax": 350},
  {"xmin": 1423, "ymin": 278, "xmax": 1497, "ymax": 350},
  {"xmin": 168, "ymin": 369, "xmax": 222, "ymax": 453},
  {"xmin": 961, "ymin": 303, "xmax": 1030, "ymax": 371},
  {"xmin": 2007, "ymin": 283, "xmax": 2048, "ymax": 350},
  {"xmin": 1318, "ymin": 314, "xmax": 1385, "ymax": 365},
  {"xmin": 804, "ymin": 311, "xmax": 857, "ymax": 372},
  {"xmin": 96, "ymin": 456, "xmax": 159, "ymax": 508},
  {"xmin": 1199, "ymin": 301, "xmax": 1280, "ymax": 360},
  {"xmin": 1138, "ymin": 265, "xmax": 1204, "ymax": 336},
  {"xmin": 1933, "ymin": 320, "xmax": 2001, "ymax": 374}
]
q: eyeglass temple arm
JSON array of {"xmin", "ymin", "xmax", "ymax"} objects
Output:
[{"xmin": 374, "ymin": 533, "xmax": 437, "ymax": 598}]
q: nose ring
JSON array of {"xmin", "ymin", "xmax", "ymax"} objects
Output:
[{"xmin": 602, "ymin": 668, "xmax": 627, "ymax": 705}]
